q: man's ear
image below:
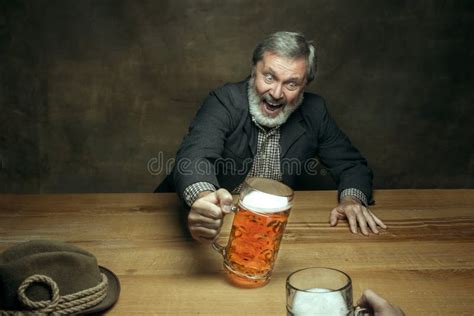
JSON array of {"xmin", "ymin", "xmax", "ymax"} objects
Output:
[{"xmin": 250, "ymin": 67, "xmax": 256, "ymax": 78}]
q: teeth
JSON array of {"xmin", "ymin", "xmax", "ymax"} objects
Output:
[{"xmin": 265, "ymin": 100, "xmax": 281, "ymax": 107}]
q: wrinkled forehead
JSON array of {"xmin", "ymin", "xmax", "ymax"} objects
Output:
[{"xmin": 257, "ymin": 52, "xmax": 307, "ymax": 81}]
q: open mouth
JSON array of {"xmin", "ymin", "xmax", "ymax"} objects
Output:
[{"xmin": 263, "ymin": 99, "xmax": 284, "ymax": 112}]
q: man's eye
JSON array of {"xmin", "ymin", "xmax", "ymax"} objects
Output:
[
  {"xmin": 264, "ymin": 74, "xmax": 273, "ymax": 82},
  {"xmin": 287, "ymin": 82, "xmax": 298, "ymax": 90}
]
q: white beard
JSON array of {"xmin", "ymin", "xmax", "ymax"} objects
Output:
[{"xmin": 247, "ymin": 77, "xmax": 304, "ymax": 128}]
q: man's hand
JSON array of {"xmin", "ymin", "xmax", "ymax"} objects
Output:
[
  {"xmin": 188, "ymin": 188, "xmax": 233, "ymax": 243},
  {"xmin": 357, "ymin": 289, "xmax": 405, "ymax": 316},
  {"xmin": 329, "ymin": 196, "xmax": 386, "ymax": 235}
]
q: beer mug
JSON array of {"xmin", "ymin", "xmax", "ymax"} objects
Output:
[
  {"xmin": 286, "ymin": 267, "xmax": 370, "ymax": 316},
  {"xmin": 212, "ymin": 177, "xmax": 293, "ymax": 288}
]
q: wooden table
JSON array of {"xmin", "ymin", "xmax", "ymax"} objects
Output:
[{"xmin": 0, "ymin": 190, "xmax": 473, "ymax": 315}]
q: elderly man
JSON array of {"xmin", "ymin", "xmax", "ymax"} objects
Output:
[{"xmin": 173, "ymin": 31, "xmax": 386, "ymax": 242}]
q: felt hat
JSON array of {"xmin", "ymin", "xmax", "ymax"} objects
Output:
[{"xmin": 0, "ymin": 240, "xmax": 120, "ymax": 315}]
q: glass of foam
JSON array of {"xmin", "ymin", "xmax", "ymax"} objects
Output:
[
  {"xmin": 286, "ymin": 267, "xmax": 369, "ymax": 316},
  {"xmin": 212, "ymin": 177, "xmax": 293, "ymax": 288}
]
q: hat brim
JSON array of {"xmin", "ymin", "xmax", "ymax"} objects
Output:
[{"xmin": 81, "ymin": 266, "xmax": 121, "ymax": 315}]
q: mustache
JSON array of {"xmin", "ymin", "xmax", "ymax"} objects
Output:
[{"xmin": 261, "ymin": 93, "xmax": 286, "ymax": 106}]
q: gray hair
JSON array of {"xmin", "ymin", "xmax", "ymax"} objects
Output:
[{"xmin": 252, "ymin": 31, "xmax": 317, "ymax": 83}]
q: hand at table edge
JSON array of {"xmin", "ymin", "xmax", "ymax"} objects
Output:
[{"xmin": 329, "ymin": 196, "xmax": 387, "ymax": 235}]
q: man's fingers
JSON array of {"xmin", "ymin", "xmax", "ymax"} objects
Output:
[
  {"xmin": 345, "ymin": 209, "xmax": 358, "ymax": 234},
  {"xmin": 372, "ymin": 213, "xmax": 387, "ymax": 229},
  {"xmin": 195, "ymin": 236, "xmax": 214, "ymax": 243},
  {"xmin": 216, "ymin": 188, "xmax": 234, "ymax": 214},
  {"xmin": 359, "ymin": 289, "xmax": 405, "ymax": 316},
  {"xmin": 188, "ymin": 213, "xmax": 222, "ymax": 229},
  {"xmin": 188, "ymin": 213, "xmax": 223, "ymax": 242},
  {"xmin": 357, "ymin": 289, "xmax": 369, "ymax": 307},
  {"xmin": 360, "ymin": 289, "xmax": 389, "ymax": 309},
  {"xmin": 332, "ymin": 199, "xmax": 387, "ymax": 235},
  {"xmin": 329, "ymin": 208, "xmax": 340, "ymax": 226},
  {"xmin": 189, "ymin": 226, "xmax": 219, "ymax": 241},
  {"xmin": 363, "ymin": 209, "xmax": 379, "ymax": 234},
  {"xmin": 355, "ymin": 208, "xmax": 369, "ymax": 236},
  {"xmin": 187, "ymin": 189, "xmax": 235, "ymax": 243},
  {"xmin": 193, "ymin": 200, "xmax": 224, "ymax": 219}
]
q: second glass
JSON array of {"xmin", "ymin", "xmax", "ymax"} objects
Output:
[{"xmin": 286, "ymin": 267, "xmax": 369, "ymax": 316}]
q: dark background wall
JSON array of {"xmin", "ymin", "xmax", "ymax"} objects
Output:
[{"xmin": 1, "ymin": 0, "xmax": 473, "ymax": 193}]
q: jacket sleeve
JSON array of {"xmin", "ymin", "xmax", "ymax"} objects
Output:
[
  {"xmin": 172, "ymin": 89, "xmax": 235, "ymax": 200},
  {"xmin": 315, "ymin": 99, "xmax": 374, "ymax": 204}
]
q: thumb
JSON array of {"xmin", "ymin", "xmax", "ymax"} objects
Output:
[
  {"xmin": 358, "ymin": 289, "xmax": 386, "ymax": 310},
  {"xmin": 216, "ymin": 188, "xmax": 234, "ymax": 214},
  {"xmin": 329, "ymin": 208, "xmax": 339, "ymax": 226},
  {"xmin": 357, "ymin": 289, "xmax": 370, "ymax": 307}
]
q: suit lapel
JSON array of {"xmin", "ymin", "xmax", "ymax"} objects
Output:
[
  {"xmin": 240, "ymin": 78, "xmax": 258, "ymax": 156},
  {"xmin": 243, "ymin": 114, "xmax": 257, "ymax": 156},
  {"xmin": 279, "ymin": 110, "xmax": 305, "ymax": 158}
]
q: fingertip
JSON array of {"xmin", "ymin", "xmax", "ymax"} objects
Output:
[
  {"xmin": 217, "ymin": 190, "xmax": 234, "ymax": 214},
  {"xmin": 364, "ymin": 288, "xmax": 380, "ymax": 301},
  {"xmin": 349, "ymin": 222, "xmax": 358, "ymax": 234},
  {"xmin": 375, "ymin": 219, "xmax": 387, "ymax": 229},
  {"xmin": 221, "ymin": 204, "xmax": 232, "ymax": 214},
  {"xmin": 368, "ymin": 224, "xmax": 379, "ymax": 235},
  {"xmin": 217, "ymin": 188, "xmax": 233, "ymax": 201},
  {"xmin": 329, "ymin": 210, "xmax": 338, "ymax": 225}
]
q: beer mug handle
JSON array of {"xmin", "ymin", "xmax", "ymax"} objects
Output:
[
  {"xmin": 354, "ymin": 306, "xmax": 371, "ymax": 315},
  {"xmin": 211, "ymin": 204, "xmax": 237, "ymax": 257},
  {"xmin": 212, "ymin": 237, "xmax": 226, "ymax": 257}
]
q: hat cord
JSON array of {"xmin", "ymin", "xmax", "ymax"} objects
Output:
[{"xmin": 0, "ymin": 273, "xmax": 108, "ymax": 315}]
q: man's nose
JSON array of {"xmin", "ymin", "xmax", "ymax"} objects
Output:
[{"xmin": 270, "ymin": 83, "xmax": 283, "ymax": 100}]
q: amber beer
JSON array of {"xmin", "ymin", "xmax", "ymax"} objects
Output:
[
  {"xmin": 224, "ymin": 201, "xmax": 291, "ymax": 287},
  {"xmin": 211, "ymin": 177, "xmax": 294, "ymax": 288}
]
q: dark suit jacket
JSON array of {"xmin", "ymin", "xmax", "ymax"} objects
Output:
[{"xmin": 173, "ymin": 78, "xmax": 374, "ymax": 204}]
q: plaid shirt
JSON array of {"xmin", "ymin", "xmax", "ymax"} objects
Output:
[
  {"xmin": 183, "ymin": 117, "xmax": 368, "ymax": 207},
  {"xmin": 231, "ymin": 117, "xmax": 282, "ymax": 193}
]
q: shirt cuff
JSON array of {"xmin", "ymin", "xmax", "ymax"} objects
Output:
[
  {"xmin": 183, "ymin": 182, "xmax": 217, "ymax": 207},
  {"xmin": 340, "ymin": 188, "xmax": 368, "ymax": 207}
]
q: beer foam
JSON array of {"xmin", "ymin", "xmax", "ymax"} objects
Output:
[
  {"xmin": 240, "ymin": 190, "xmax": 289, "ymax": 213},
  {"xmin": 290, "ymin": 288, "xmax": 349, "ymax": 316}
]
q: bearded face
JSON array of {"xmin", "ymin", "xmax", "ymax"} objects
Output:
[{"xmin": 248, "ymin": 52, "xmax": 306, "ymax": 128}]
